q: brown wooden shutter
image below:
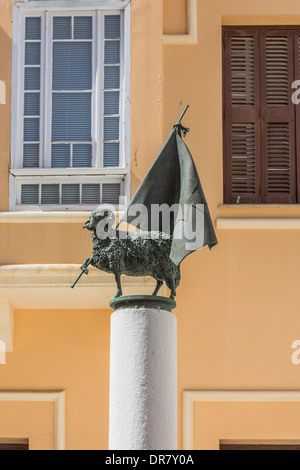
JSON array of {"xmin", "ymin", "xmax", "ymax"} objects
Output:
[
  {"xmin": 294, "ymin": 32, "xmax": 300, "ymax": 200},
  {"xmin": 260, "ymin": 31, "xmax": 296, "ymax": 203},
  {"xmin": 223, "ymin": 29, "xmax": 261, "ymax": 203}
]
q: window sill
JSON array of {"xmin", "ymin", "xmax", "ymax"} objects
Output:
[
  {"xmin": 217, "ymin": 204, "xmax": 300, "ymax": 229},
  {"xmin": 217, "ymin": 218, "xmax": 300, "ymax": 230},
  {"xmin": 0, "ymin": 210, "xmax": 124, "ymax": 223},
  {"xmin": 0, "ymin": 264, "xmax": 163, "ymax": 310},
  {"xmin": 10, "ymin": 168, "xmax": 130, "ymax": 177},
  {"xmin": 219, "ymin": 204, "xmax": 300, "ymax": 209}
]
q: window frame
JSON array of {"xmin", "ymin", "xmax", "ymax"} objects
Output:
[
  {"xmin": 222, "ymin": 25, "xmax": 300, "ymax": 205},
  {"xmin": 10, "ymin": 0, "xmax": 131, "ymax": 211}
]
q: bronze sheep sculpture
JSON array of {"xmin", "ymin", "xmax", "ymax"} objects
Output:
[{"xmin": 80, "ymin": 208, "xmax": 181, "ymax": 299}]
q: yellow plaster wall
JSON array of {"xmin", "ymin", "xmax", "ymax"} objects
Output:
[
  {"xmin": 194, "ymin": 402, "xmax": 300, "ymax": 450},
  {"xmin": 0, "ymin": 0, "xmax": 300, "ymax": 450},
  {"xmin": 0, "ymin": 402, "xmax": 54, "ymax": 450},
  {"xmin": 1, "ymin": 309, "xmax": 111, "ymax": 450}
]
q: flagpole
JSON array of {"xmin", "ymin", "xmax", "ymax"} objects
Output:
[{"xmin": 177, "ymin": 105, "xmax": 189, "ymax": 124}]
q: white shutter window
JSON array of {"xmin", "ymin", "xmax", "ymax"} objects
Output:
[{"xmin": 11, "ymin": 4, "xmax": 130, "ymax": 211}]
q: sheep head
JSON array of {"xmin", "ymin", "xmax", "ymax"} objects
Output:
[
  {"xmin": 83, "ymin": 209, "xmax": 109, "ymax": 231},
  {"xmin": 83, "ymin": 208, "xmax": 115, "ymax": 233}
]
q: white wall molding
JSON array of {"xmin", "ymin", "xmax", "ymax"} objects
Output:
[
  {"xmin": 183, "ymin": 390, "xmax": 300, "ymax": 450},
  {"xmin": 217, "ymin": 218, "xmax": 300, "ymax": 230},
  {"xmin": 17, "ymin": 1, "xmax": 130, "ymax": 11},
  {"xmin": 0, "ymin": 210, "xmax": 124, "ymax": 223},
  {"xmin": 0, "ymin": 301, "xmax": 13, "ymax": 352},
  {"xmin": 0, "ymin": 264, "xmax": 164, "ymax": 309},
  {"xmin": 10, "ymin": 168, "xmax": 130, "ymax": 177},
  {"xmin": 0, "ymin": 391, "xmax": 65, "ymax": 450},
  {"xmin": 163, "ymin": 0, "xmax": 198, "ymax": 45},
  {"xmin": 0, "ymin": 81, "xmax": 6, "ymax": 105}
]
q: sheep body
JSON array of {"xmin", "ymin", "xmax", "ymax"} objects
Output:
[
  {"xmin": 83, "ymin": 210, "xmax": 181, "ymax": 298},
  {"xmin": 92, "ymin": 231, "xmax": 180, "ymax": 292}
]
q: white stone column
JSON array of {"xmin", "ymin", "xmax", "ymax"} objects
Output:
[{"xmin": 109, "ymin": 297, "xmax": 177, "ymax": 450}]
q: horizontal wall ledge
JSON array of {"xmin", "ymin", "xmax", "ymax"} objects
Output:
[
  {"xmin": 0, "ymin": 211, "xmax": 124, "ymax": 224},
  {"xmin": 10, "ymin": 168, "xmax": 130, "ymax": 177},
  {"xmin": 0, "ymin": 264, "xmax": 164, "ymax": 310},
  {"xmin": 217, "ymin": 218, "xmax": 300, "ymax": 230}
]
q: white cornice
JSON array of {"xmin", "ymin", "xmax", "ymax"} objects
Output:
[
  {"xmin": 16, "ymin": 1, "xmax": 130, "ymax": 11},
  {"xmin": 217, "ymin": 218, "xmax": 300, "ymax": 230},
  {"xmin": 0, "ymin": 211, "xmax": 124, "ymax": 223},
  {"xmin": 10, "ymin": 168, "xmax": 130, "ymax": 177},
  {"xmin": 0, "ymin": 264, "xmax": 164, "ymax": 309}
]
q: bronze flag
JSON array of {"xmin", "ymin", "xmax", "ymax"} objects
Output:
[{"xmin": 119, "ymin": 111, "xmax": 218, "ymax": 266}]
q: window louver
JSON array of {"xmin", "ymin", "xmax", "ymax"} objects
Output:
[
  {"xmin": 21, "ymin": 183, "xmax": 121, "ymax": 206},
  {"xmin": 105, "ymin": 15, "xmax": 121, "ymax": 39},
  {"xmin": 82, "ymin": 184, "xmax": 100, "ymax": 204},
  {"xmin": 260, "ymin": 32, "xmax": 296, "ymax": 203},
  {"xmin": 103, "ymin": 15, "xmax": 121, "ymax": 167},
  {"xmin": 104, "ymin": 142, "xmax": 119, "ymax": 167},
  {"xmin": 224, "ymin": 30, "xmax": 260, "ymax": 203},
  {"xmin": 21, "ymin": 184, "xmax": 39, "ymax": 204},
  {"xmin": 23, "ymin": 144, "xmax": 39, "ymax": 168},
  {"xmin": 25, "ymin": 17, "xmax": 41, "ymax": 40},
  {"xmin": 62, "ymin": 184, "xmax": 80, "ymax": 204},
  {"xmin": 231, "ymin": 123, "xmax": 256, "ymax": 195},
  {"xmin": 41, "ymin": 184, "xmax": 60, "ymax": 205},
  {"xmin": 265, "ymin": 37, "xmax": 289, "ymax": 106},
  {"xmin": 224, "ymin": 28, "xmax": 298, "ymax": 204},
  {"xmin": 23, "ymin": 17, "xmax": 41, "ymax": 169},
  {"xmin": 102, "ymin": 183, "xmax": 121, "ymax": 204},
  {"xmin": 104, "ymin": 66, "xmax": 120, "ymax": 89},
  {"xmin": 266, "ymin": 123, "xmax": 291, "ymax": 194},
  {"xmin": 104, "ymin": 117, "xmax": 120, "ymax": 141},
  {"xmin": 74, "ymin": 17, "xmax": 93, "ymax": 40},
  {"xmin": 73, "ymin": 144, "xmax": 92, "ymax": 168},
  {"xmin": 52, "ymin": 93, "xmax": 92, "ymax": 142},
  {"xmin": 231, "ymin": 37, "xmax": 255, "ymax": 106},
  {"xmin": 53, "ymin": 17, "xmax": 72, "ymax": 39},
  {"xmin": 51, "ymin": 15, "xmax": 93, "ymax": 169},
  {"xmin": 25, "ymin": 68, "xmax": 40, "ymax": 90},
  {"xmin": 24, "ymin": 93, "xmax": 40, "ymax": 116},
  {"xmin": 25, "ymin": 43, "xmax": 40, "ymax": 65},
  {"xmin": 104, "ymin": 91, "xmax": 119, "ymax": 115},
  {"xmin": 52, "ymin": 42, "xmax": 92, "ymax": 90},
  {"xmin": 51, "ymin": 144, "xmax": 70, "ymax": 168}
]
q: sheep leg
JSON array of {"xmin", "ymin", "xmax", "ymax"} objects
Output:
[
  {"xmin": 169, "ymin": 278, "xmax": 177, "ymax": 300},
  {"xmin": 152, "ymin": 279, "xmax": 163, "ymax": 296},
  {"xmin": 114, "ymin": 273, "xmax": 123, "ymax": 298}
]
